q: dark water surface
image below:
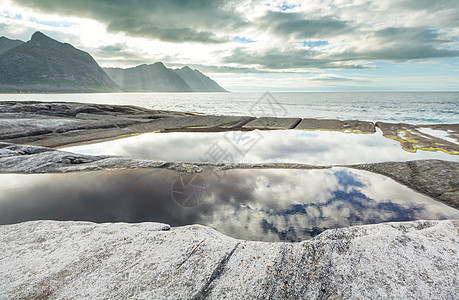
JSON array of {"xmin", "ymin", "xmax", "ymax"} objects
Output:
[{"xmin": 1, "ymin": 168, "xmax": 457, "ymax": 242}]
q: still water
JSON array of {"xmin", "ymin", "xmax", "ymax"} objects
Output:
[
  {"xmin": 63, "ymin": 129, "xmax": 459, "ymax": 165},
  {"xmin": 1, "ymin": 168, "xmax": 457, "ymax": 242}
]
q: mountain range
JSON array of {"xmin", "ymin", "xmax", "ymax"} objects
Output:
[
  {"xmin": 105, "ymin": 64, "xmax": 226, "ymax": 92},
  {"xmin": 0, "ymin": 32, "xmax": 226, "ymax": 93}
]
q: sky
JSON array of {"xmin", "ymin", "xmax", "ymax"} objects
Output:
[{"xmin": 0, "ymin": 0, "xmax": 458, "ymax": 92}]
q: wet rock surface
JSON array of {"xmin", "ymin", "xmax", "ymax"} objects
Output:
[
  {"xmin": 353, "ymin": 160, "xmax": 459, "ymax": 210},
  {"xmin": 377, "ymin": 122, "xmax": 459, "ymax": 154},
  {"xmin": 1, "ymin": 102, "xmax": 458, "ymax": 153},
  {"xmin": 296, "ymin": 118, "xmax": 376, "ymax": 133},
  {"xmin": 0, "ymin": 220, "xmax": 457, "ymax": 299},
  {"xmin": 242, "ymin": 117, "xmax": 301, "ymax": 129}
]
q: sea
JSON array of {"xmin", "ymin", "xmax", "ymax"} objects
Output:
[{"xmin": 1, "ymin": 92, "xmax": 458, "ymax": 124}]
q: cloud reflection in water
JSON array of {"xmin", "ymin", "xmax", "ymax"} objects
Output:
[
  {"xmin": 62, "ymin": 130, "xmax": 459, "ymax": 165},
  {"xmin": 0, "ymin": 168, "xmax": 457, "ymax": 242}
]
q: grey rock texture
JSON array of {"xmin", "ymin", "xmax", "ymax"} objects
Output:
[
  {"xmin": 243, "ymin": 117, "xmax": 301, "ymax": 129},
  {"xmin": 353, "ymin": 159, "xmax": 459, "ymax": 210},
  {"xmin": 2, "ymin": 101, "xmax": 458, "ymax": 153},
  {"xmin": 0, "ymin": 142, "xmax": 204, "ymax": 173},
  {"xmin": 296, "ymin": 118, "xmax": 376, "ymax": 133},
  {"xmin": 377, "ymin": 122, "xmax": 459, "ymax": 154},
  {"xmin": 0, "ymin": 101, "xmax": 256, "ymax": 147},
  {"xmin": 0, "ymin": 220, "xmax": 457, "ymax": 299},
  {"xmin": 0, "ymin": 32, "xmax": 120, "ymax": 93}
]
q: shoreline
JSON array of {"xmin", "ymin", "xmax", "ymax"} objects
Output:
[
  {"xmin": 0, "ymin": 101, "xmax": 458, "ymax": 152},
  {"xmin": 0, "ymin": 101, "xmax": 458, "ymax": 298},
  {"xmin": 0, "ymin": 101, "xmax": 458, "ymax": 209}
]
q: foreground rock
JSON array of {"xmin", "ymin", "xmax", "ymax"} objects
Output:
[
  {"xmin": 242, "ymin": 117, "xmax": 301, "ymax": 130},
  {"xmin": 296, "ymin": 118, "xmax": 376, "ymax": 133},
  {"xmin": 377, "ymin": 122, "xmax": 459, "ymax": 154},
  {"xmin": 354, "ymin": 160, "xmax": 459, "ymax": 209},
  {"xmin": 1, "ymin": 101, "xmax": 458, "ymax": 153},
  {"xmin": 0, "ymin": 101, "xmax": 256, "ymax": 147},
  {"xmin": 0, "ymin": 220, "xmax": 457, "ymax": 299}
]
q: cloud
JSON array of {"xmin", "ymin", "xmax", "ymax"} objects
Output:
[
  {"xmin": 221, "ymin": 24, "xmax": 459, "ymax": 70},
  {"xmin": 310, "ymin": 74, "xmax": 370, "ymax": 82},
  {"xmin": 260, "ymin": 11, "xmax": 354, "ymax": 39},
  {"xmin": 4, "ymin": 0, "xmax": 459, "ymax": 83},
  {"xmin": 11, "ymin": 0, "xmax": 249, "ymax": 43},
  {"xmin": 222, "ymin": 47, "xmax": 375, "ymax": 70}
]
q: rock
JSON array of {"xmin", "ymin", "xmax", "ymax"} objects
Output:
[
  {"xmin": 151, "ymin": 115, "xmax": 255, "ymax": 131},
  {"xmin": 376, "ymin": 122, "xmax": 459, "ymax": 154},
  {"xmin": 242, "ymin": 117, "xmax": 301, "ymax": 130},
  {"xmin": 353, "ymin": 160, "xmax": 459, "ymax": 209},
  {"xmin": 296, "ymin": 118, "xmax": 376, "ymax": 133},
  {"xmin": 0, "ymin": 101, "xmax": 257, "ymax": 147},
  {"xmin": 0, "ymin": 220, "xmax": 457, "ymax": 299}
]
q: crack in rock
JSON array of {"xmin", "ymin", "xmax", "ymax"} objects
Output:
[{"xmin": 192, "ymin": 242, "xmax": 240, "ymax": 299}]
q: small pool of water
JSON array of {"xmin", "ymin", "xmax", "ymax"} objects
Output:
[
  {"xmin": 1, "ymin": 168, "xmax": 457, "ymax": 242},
  {"xmin": 62, "ymin": 129, "xmax": 458, "ymax": 165}
]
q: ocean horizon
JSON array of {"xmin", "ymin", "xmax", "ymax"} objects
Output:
[{"xmin": 1, "ymin": 91, "xmax": 458, "ymax": 124}]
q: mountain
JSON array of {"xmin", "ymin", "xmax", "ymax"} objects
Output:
[
  {"xmin": 104, "ymin": 63, "xmax": 192, "ymax": 92},
  {"xmin": 0, "ymin": 32, "xmax": 120, "ymax": 93},
  {"xmin": 172, "ymin": 66, "xmax": 226, "ymax": 92},
  {"xmin": 0, "ymin": 36, "xmax": 24, "ymax": 55},
  {"xmin": 104, "ymin": 63, "xmax": 227, "ymax": 92}
]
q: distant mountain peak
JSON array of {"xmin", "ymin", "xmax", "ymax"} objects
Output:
[
  {"xmin": 30, "ymin": 31, "xmax": 63, "ymax": 47},
  {"xmin": 152, "ymin": 62, "xmax": 166, "ymax": 68},
  {"xmin": 31, "ymin": 31, "xmax": 48, "ymax": 41},
  {"xmin": 0, "ymin": 32, "xmax": 120, "ymax": 92},
  {"xmin": 104, "ymin": 62, "xmax": 226, "ymax": 92},
  {"xmin": 0, "ymin": 36, "xmax": 24, "ymax": 55}
]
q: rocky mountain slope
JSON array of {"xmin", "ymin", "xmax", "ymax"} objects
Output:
[
  {"xmin": 0, "ymin": 32, "xmax": 120, "ymax": 93},
  {"xmin": 0, "ymin": 36, "xmax": 24, "ymax": 55},
  {"xmin": 105, "ymin": 63, "xmax": 227, "ymax": 92},
  {"xmin": 172, "ymin": 66, "xmax": 227, "ymax": 92}
]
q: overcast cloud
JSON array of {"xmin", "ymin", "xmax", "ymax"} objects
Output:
[{"xmin": 0, "ymin": 0, "xmax": 458, "ymax": 90}]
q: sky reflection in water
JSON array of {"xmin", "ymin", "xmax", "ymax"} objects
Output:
[
  {"xmin": 62, "ymin": 129, "xmax": 459, "ymax": 165},
  {"xmin": 0, "ymin": 168, "xmax": 457, "ymax": 242}
]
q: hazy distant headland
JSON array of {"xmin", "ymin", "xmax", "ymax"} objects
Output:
[{"xmin": 0, "ymin": 32, "xmax": 226, "ymax": 93}]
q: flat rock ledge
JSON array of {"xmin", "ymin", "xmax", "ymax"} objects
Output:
[{"xmin": 0, "ymin": 220, "xmax": 457, "ymax": 299}]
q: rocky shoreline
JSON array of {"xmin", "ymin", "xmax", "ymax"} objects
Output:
[
  {"xmin": 0, "ymin": 101, "xmax": 458, "ymax": 209},
  {"xmin": 1, "ymin": 101, "xmax": 458, "ymax": 153},
  {"xmin": 0, "ymin": 101, "xmax": 458, "ymax": 299}
]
